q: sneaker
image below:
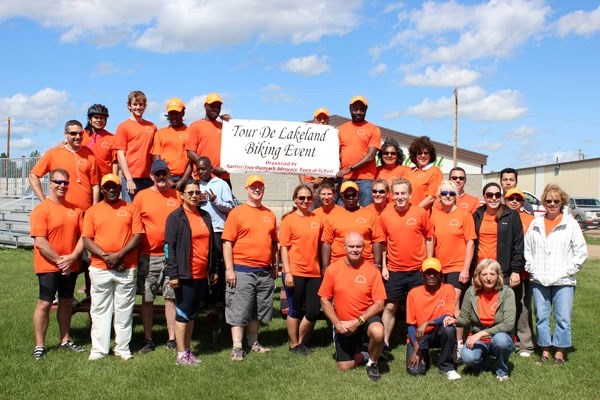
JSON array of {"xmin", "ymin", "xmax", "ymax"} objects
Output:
[
  {"xmin": 518, "ymin": 351, "xmax": 532, "ymax": 358},
  {"xmin": 186, "ymin": 350, "xmax": 201, "ymax": 365},
  {"xmin": 176, "ymin": 352, "xmax": 193, "ymax": 366},
  {"xmin": 88, "ymin": 353, "xmax": 105, "ymax": 361},
  {"xmin": 58, "ymin": 340, "xmax": 85, "ymax": 353},
  {"xmin": 166, "ymin": 340, "xmax": 177, "ymax": 352},
  {"xmin": 231, "ymin": 347, "xmax": 245, "ymax": 361},
  {"xmin": 250, "ymin": 342, "xmax": 271, "ymax": 353},
  {"xmin": 139, "ymin": 340, "xmax": 155, "ymax": 354},
  {"xmin": 496, "ymin": 375, "xmax": 509, "ymax": 382},
  {"xmin": 289, "ymin": 344, "xmax": 310, "ymax": 355},
  {"xmin": 380, "ymin": 345, "xmax": 391, "ymax": 361},
  {"xmin": 446, "ymin": 369, "xmax": 462, "ymax": 381},
  {"xmin": 366, "ymin": 364, "xmax": 381, "ymax": 381},
  {"xmin": 33, "ymin": 346, "xmax": 46, "ymax": 360},
  {"xmin": 115, "ymin": 351, "xmax": 133, "ymax": 361}
]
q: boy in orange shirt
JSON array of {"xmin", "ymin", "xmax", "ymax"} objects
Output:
[{"xmin": 406, "ymin": 258, "xmax": 460, "ymax": 380}]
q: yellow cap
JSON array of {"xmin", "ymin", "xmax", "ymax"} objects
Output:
[
  {"xmin": 504, "ymin": 187, "xmax": 524, "ymax": 199},
  {"xmin": 101, "ymin": 173, "xmax": 120, "ymax": 186},
  {"xmin": 313, "ymin": 107, "xmax": 330, "ymax": 118},
  {"xmin": 205, "ymin": 93, "xmax": 223, "ymax": 105},
  {"xmin": 245, "ymin": 174, "xmax": 265, "ymax": 187},
  {"xmin": 340, "ymin": 181, "xmax": 359, "ymax": 193},
  {"xmin": 349, "ymin": 95, "xmax": 368, "ymax": 106},
  {"xmin": 422, "ymin": 257, "xmax": 442, "ymax": 272},
  {"xmin": 166, "ymin": 97, "xmax": 185, "ymax": 112}
]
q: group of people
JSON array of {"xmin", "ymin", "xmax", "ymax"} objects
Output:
[{"xmin": 28, "ymin": 92, "xmax": 588, "ymax": 383}]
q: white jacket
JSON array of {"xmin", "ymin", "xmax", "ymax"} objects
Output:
[{"xmin": 524, "ymin": 213, "xmax": 588, "ymax": 286}]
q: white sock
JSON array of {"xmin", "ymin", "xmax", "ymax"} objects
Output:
[{"xmin": 233, "ymin": 341, "xmax": 242, "ymax": 349}]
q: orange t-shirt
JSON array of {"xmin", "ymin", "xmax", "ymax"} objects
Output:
[
  {"xmin": 519, "ymin": 211, "xmax": 534, "ymax": 234},
  {"xmin": 338, "ymin": 121, "xmax": 381, "ymax": 179},
  {"xmin": 151, "ymin": 125, "xmax": 191, "ymax": 177},
  {"xmin": 380, "ymin": 205, "xmax": 433, "ymax": 272},
  {"xmin": 376, "ymin": 164, "xmax": 410, "ymax": 201},
  {"xmin": 313, "ymin": 205, "xmax": 342, "ymax": 227},
  {"xmin": 81, "ymin": 129, "xmax": 116, "ymax": 176},
  {"xmin": 82, "ymin": 200, "xmax": 143, "ymax": 269},
  {"xmin": 279, "ymin": 211, "xmax": 322, "ymax": 278},
  {"xmin": 365, "ymin": 202, "xmax": 391, "ymax": 217},
  {"xmin": 431, "ymin": 207, "xmax": 477, "ymax": 273},
  {"xmin": 321, "ymin": 207, "xmax": 384, "ymax": 263},
  {"xmin": 222, "ymin": 203, "xmax": 277, "ymax": 267},
  {"xmin": 184, "ymin": 209, "xmax": 210, "ymax": 279},
  {"xmin": 133, "ymin": 187, "xmax": 181, "ymax": 256},
  {"xmin": 544, "ymin": 214, "xmax": 563, "ymax": 237},
  {"xmin": 186, "ymin": 119, "xmax": 229, "ymax": 180},
  {"xmin": 30, "ymin": 199, "xmax": 83, "ymax": 274},
  {"xmin": 433, "ymin": 192, "xmax": 481, "ymax": 214},
  {"xmin": 31, "ymin": 145, "xmax": 100, "ymax": 211},
  {"xmin": 406, "ymin": 165, "xmax": 443, "ymax": 208},
  {"xmin": 114, "ymin": 119, "xmax": 157, "ymax": 178},
  {"xmin": 477, "ymin": 213, "xmax": 498, "ymax": 262},
  {"xmin": 478, "ymin": 291, "xmax": 499, "ymax": 328},
  {"xmin": 406, "ymin": 283, "xmax": 456, "ymax": 333},
  {"xmin": 318, "ymin": 258, "xmax": 387, "ymax": 321}
]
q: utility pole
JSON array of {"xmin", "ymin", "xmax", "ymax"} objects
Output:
[
  {"xmin": 6, "ymin": 116, "xmax": 10, "ymax": 158},
  {"xmin": 453, "ymin": 88, "xmax": 458, "ymax": 167}
]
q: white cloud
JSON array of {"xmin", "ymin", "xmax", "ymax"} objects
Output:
[
  {"xmin": 403, "ymin": 65, "xmax": 480, "ymax": 86},
  {"xmin": 10, "ymin": 138, "xmax": 36, "ymax": 150},
  {"xmin": 556, "ymin": 5, "xmax": 600, "ymax": 37},
  {"xmin": 1, "ymin": 1, "xmax": 361, "ymax": 52},
  {"xmin": 369, "ymin": 63, "xmax": 387, "ymax": 76},
  {"xmin": 0, "ymin": 88, "xmax": 72, "ymax": 129},
  {"xmin": 260, "ymin": 84, "xmax": 294, "ymax": 104},
  {"xmin": 476, "ymin": 141, "xmax": 505, "ymax": 152},
  {"xmin": 281, "ymin": 55, "xmax": 331, "ymax": 76},
  {"xmin": 402, "ymin": 86, "xmax": 527, "ymax": 121},
  {"xmin": 505, "ymin": 125, "xmax": 537, "ymax": 140}
]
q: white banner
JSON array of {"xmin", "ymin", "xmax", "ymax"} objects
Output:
[{"xmin": 221, "ymin": 119, "xmax": 339, "ymax": 176}]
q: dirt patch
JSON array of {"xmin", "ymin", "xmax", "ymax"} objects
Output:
[{"xmin": 587, "ymin": 244, "xmax": 600, "ymax": 260}]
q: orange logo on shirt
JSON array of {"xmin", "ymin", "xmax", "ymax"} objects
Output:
[
  {"xmin": 166, "ymin": 199, "xmax": 178, "ymax": 207},
  {"xmin": 263, "ymin": 216, "xmax": 272, "ymax": 224},
  {"xmin": 101, "ymin": 142, "xmax": 111, "ymax": 149},
  {"xmin": 310, "ymin": 222, "xmax": 320, "ymax": 229},
  {"xmin": 406, "ymin": 218, "xmax": 417, "ymax": 226},
  {"xmin": 146, "ymin": 127, "xmax": 154, "ymax": 133},
  {"xmin": 355, "ymin": 275, "xmax": 367, "ymax": 284},
  {"xmin": 356, "ymin": 129, "xmax": 366, "ymax": 137},
  {"xmin": 77, "ymin": 159, "xmax": 88, "ymax": 166},
  {"xmin": 179, "ymin": 134, "xmax": 189, "ymax": 140},
  {"xmin": 460, "ymin": 203, "xmax": 468, "ymax": 209},
  {"xmin": 490, "ymin": 302, "xmax": 498, "ymax": 311},
  {"xmin": 416, "ymin": 172, "xmax": 425, "ymax": 179},
  {"xmin": 436, "ymin": 299, "xmax": 446, "ymax": 308},
  {"xmin": 355, "ymin": 217, "xmax": 367, "ymax": 224},
  {"xmin": 116, "ymin": 210, "xmax": 129, "ymax": 217},
  {"xmin": 67, "ymin": 210, "xmax": 77, "ymax": 217},
  {"xmin": 449, "ymin": 219, "xmax": 460, "ymax": 227}
]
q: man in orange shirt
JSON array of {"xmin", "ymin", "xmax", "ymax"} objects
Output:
[
  {"xmin": 319, "ymin": 232, "xmax": 386, "ymax": 381},
  {"xmin": 83, "ymin": 173, "xmax": 143, "ymax": 361},
  {"xmin": 115, "ymin": 90, "xmax": 157, "ymax": 201},
  {"xmin": 133, "ymin": 160, "xmax": 182, "ymax": 354},
  {"xmin": 30, "ymin": 169, "xmax": 85, "ymax": 360},
  {"xmin": 222, "ymin": 174, "xmax": 277, "ymax": 361},
  {"xmin": 336, "ymin": 95, "xmax": 381, "ymax": 207},
  {"xmin": 380, "ymin": 178, "xmax": 434, "ymax": 355},
  {"xmin": 448, "ymin": 167, "xmax": 480, "ymax": 213},
  {"xmin": 82, "ymin": 104, "xmax": 117, "ymax": 177},
  {"xmin": 187, "ymin": 93, "xmax": 232, "ymax": 187},
  {"xmin": 406, "ymin": 258, "xmax": 460, "ymax": 380},
  {"xmin": 29, "ymin": 119, "xmax": 100, "ymax": 211},
  {"xmin": 151, "ymin": 98, "xmax": 193, "ymax": 188}
]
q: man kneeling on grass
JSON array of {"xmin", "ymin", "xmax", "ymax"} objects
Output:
[
  {"xmin": 318, "ymin": 232, "xmax": 386, "ymax": 381},
  {"xmin": 405, "ymin": 257, "xmax": 461, "ymax": 380}
]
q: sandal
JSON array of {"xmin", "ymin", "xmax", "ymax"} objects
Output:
[
  {"xmin": 553, "ymin": 358, "xmax": 565, "ymax": 366},
  {"xmin": 536, "ymin": 355, "xmax": 550, "ymax": 365}
]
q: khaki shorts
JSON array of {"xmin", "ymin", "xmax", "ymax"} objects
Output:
[
  {"xmin": 225, "ymin": 267, "xmax": 274, "ymax": 326},
  {"xmin": 137, "ymin": 254, "xmax": 175, "ymax": 302}
]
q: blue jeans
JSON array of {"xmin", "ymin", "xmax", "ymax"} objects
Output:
[
  {"xmin": 120, "ymin": 177, "xmax": 153, "ymax": 202},
  {"xmin": 460, "ymin": 332, "xmax": 514, "ymax": 377},
  {"xmin": 336, "ymin": 179, "xmax": 374, "ymax": 207},
  {"xmin": 532, "ymin": 283, "xmax": 574, "ymax": 349}
]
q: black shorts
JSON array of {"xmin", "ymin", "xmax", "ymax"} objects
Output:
[
  {"xmin": 384, "ymin": 270, "xmax": 423, "ymax": 301},
  {"xmin": 334, "ymin": 316, "xmax": 383, "ymax": 362},
  {"xmin": 174, "ymin": 278, "xmax": 209, "ymax": 323},
  {"xmin": 443, "ymin": 272, "xmax": 464, "ymax": 290},
  {"xmin": 37, "ymin": 272, "xmax": 78, "ymax": 302},
  {"xmin": 282, "ymin": 274, "xmax": 322, "ymax": 321}
]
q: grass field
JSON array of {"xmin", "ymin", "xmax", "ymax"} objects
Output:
[{"xmin": 1, "ymin": 248, "xmax": 599, "ymax": 400}]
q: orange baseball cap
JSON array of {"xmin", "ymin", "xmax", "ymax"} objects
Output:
[
  {"xmin": 422, "ymin": 257, "xmax": 442, "ymax": 273},
  {"xmin": 349, "ymin": 95, "xmax": 368, "ymax": 106},
  {"xmin": 504, "ymin": 188, "xmax": 524, "ymax": 199},
  {"xmin": 245, "ymin": 174, "xmax": 265, "ymax": 187},
  {"xmin": 166, "ymin": 97, "xmax": 185, "ymax": 112},
  {"xmin": 205, "ymin": 93, "xmax": 223, "ymax": 104},
  {"xmin": 101, "ymin": 173, "xmax": 120, "ymax": 186},
  {"xmin": 313, "ymin": 107, "xmax": 330, "ymax": 118},
  {"xmin": 340, "ymin": 181, "xmax": 359, "ymax": 193}
]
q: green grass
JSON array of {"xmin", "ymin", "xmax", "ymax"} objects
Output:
[
  {"xmin": 584, "ymin": 234, "xmax": 600, "ymax": 246},
  {"xmin": 2, "ymin": 248, "xmax": 599, "ymax": 399}
]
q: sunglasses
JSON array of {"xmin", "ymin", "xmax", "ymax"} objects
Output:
[
  {"xmin": 440, "ymin": 191, "xmax": 456, "ymax": 197},
  {"xmin": 297, "ymin": 196, "xmax": 313, "ymax": 202},
  {"xmin": 66, "ymin": 131, "xmax": 83, "ymax": 136},
  {"xmin": 450, "ymin": 176, "xmax": 466, "ymax": 181},
  {"xmin": 343, "ymin": 192, "xmax": 358, "ymax": 199},
  {"xmin": 484, "ymin": 192, "xmax": 502, "ymax": 199},
  {"xmin": 372, "ymin": 189, "xmax": 387, "ymax": 194},
  {"xmin": 51, "ymin": 179, "xmax": 69, "ymax": 186},
  {"xmin": 153, "ymin": 170, "xmax": 168, "ymax": 177},
  {"xmin": 506, "ymin": 196, "xmax": 523, "ymax": 202},
  {"xmin": 418, "ymin": 151, "xmax": 430, "ymax": 155},
  {"xmin": 382, "ymin": 151, "xmax": 397, "ymax": 156},
  {"xmin": 186, "ymin": 190, "xmax": 202, "ymax": 196},
  {"xmin": 545, "ymin": 199, "xmax": 561, "ymax": 205}
]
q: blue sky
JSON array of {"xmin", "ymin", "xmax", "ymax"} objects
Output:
[{"xmin": 0, "ymin": 0, "xmax": 599, "ymax": 172}]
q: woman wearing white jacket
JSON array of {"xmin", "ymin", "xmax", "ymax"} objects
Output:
[{"xmin": 525, "ymin": 184, "xmax": 588, "ymax": 366}]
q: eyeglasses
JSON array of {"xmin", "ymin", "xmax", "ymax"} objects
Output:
[
  {"xmin": 153, "ymin": 171, "xmax": 168, "ymax": 177},
  {"xmin": 450, "ymin": 176, "xmax": 466, "ymax": 181},
  {"xmin": 372, "ymin": 189, "xmax": 387, "ymax": 194},
  {"xmin": 382, "ymin": 151, "xmax": 397, "ymax": 156},
  {"xmin": 66, "ymin": 131, "xmax": 83, "ymax": 136},
  {"xmin": 297, "ymin": 196, "xmax": 313, "ymax": 202},
  {"xmin": 484, "ymin": 192, "xmax": 502, "ymax": 199},
  {"xmin": 418, "ymin": 150, "xmax": 430, "ymax": 155},
  {"xmin": 186, "ymin": 190, "xmax": 202, "ymax": 196},
  {"xmin": 51, "ymin": 179, "xmax": 69, "ymax": 186},
  {"xmin": 506, "ymin": 196, "xmax": 523, "ymax": 202},
  {"xmin": 440, "ymin": 191, "xmax": 456, "ymax": 197},
  {"xmin": 343, "ymin": 192, "xmax": 358, "ymax": 199},
  {"xmin": 545, "ymin": 199, "xmax": 561, "ymax": 205}
]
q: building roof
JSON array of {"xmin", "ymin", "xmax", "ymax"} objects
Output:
[{"xmin": 327, "ymin": 115, "xmax": 488, "ymax": 167}]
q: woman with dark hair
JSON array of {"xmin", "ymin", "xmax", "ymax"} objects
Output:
[
  {"xmin": 525, "ymin": 184, "xmax": 587, "ymax": 365},
  {"xmin": 279, "ymin": 184, "xmax": 323, "ymax": 354},
  {"xmin": 164, "ymin": 180, "xmax": 218, "ymax": 365},
  {"xmin": 449, "ymin": 259, "xmax": 516, "ymax": 381},
  {"xmin": 82, "ymin": 104, "xmax": 116, "ymax": 177},
  {"xmin": 376, "ymin": 139, "xmax": 409, "ymax": 199},
  {"xmin": 406, "ymin": 136, "xmax": 442, "ymax": 210}
]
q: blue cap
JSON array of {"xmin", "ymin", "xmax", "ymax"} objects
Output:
[{"xmin": 151, "ymin": 159, "xmax": 169, "ymax": 174}]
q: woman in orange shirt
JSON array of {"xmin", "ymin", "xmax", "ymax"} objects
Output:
[
  {"xmin": 406, "ymin": 136, "xmax": 442, "ymax": 210},
  {"xmin": 280, "ymin": 184, "xmax": 323, "ymax": 354},
  {"xmin": 367, "ymin": 179, "xmax": 390, "ymax": 216},
  {"xmin": 375, "ymin": 138, "xmax": 409, "ymax": 196},
  {"xmin": 164, "ymin": 180, "xmax": 218, "ymax": 366}
]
